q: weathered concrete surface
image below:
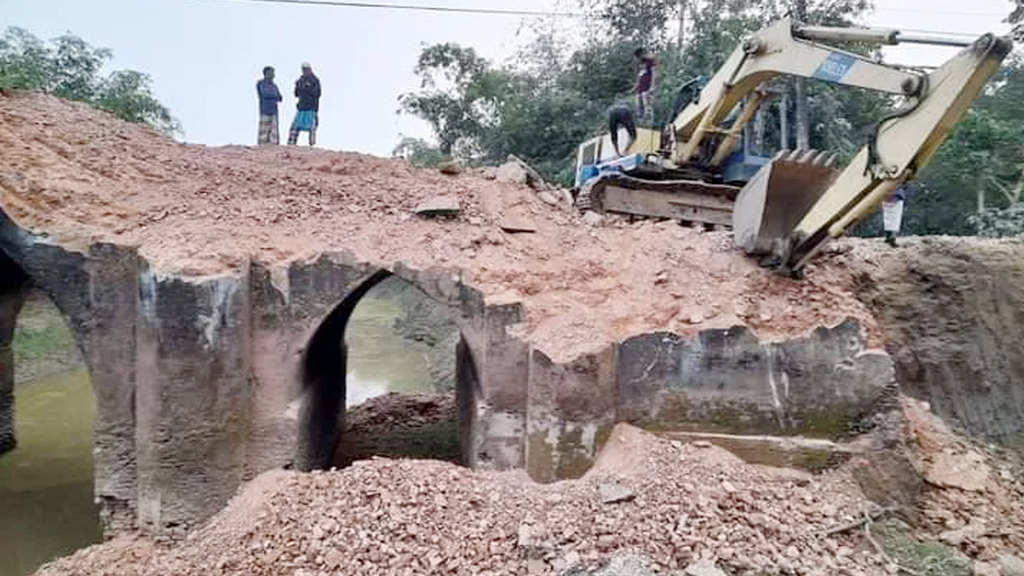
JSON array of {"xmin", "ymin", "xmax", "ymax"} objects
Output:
[
  {"xmin": 0, "ymin": 207, "xmax": 904, "ymax": 535},
  {"xmin": 658, "ymin": 431, "xmax": 860, "ymax": 472},
  {"xmin": 854, "ymin": 237, "xmax": 1024, "ymax": 446},
  {"xmin": 458, "ymin": 299, "xmax": 531, "ymax": 471},
  {"xmin": 135, "ymin": 268, "xmax": 252, "ymax": 533},
  {"xmin": 0, "ymin": 249, "xmax": 27, "ymax": 455},
  {"xmin": 527, "ymin": 345, "xmax": 617, "ymax": 483},
  {"xmin": 616, "ymin": 319, "xmax": 895, "ymax": 438}
]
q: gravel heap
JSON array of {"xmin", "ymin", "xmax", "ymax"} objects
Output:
[{"xmin": 38, "ymin": 425, "xmax": 894, "ymax": 576}]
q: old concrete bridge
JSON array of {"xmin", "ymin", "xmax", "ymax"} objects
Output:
[
  {"xmin": 4, "ymin": 92, "xmax": 1024, "ymax": 539},
  {"xmin": 0, "ymin": 209, "xmax": 898, "ymax": 535}
]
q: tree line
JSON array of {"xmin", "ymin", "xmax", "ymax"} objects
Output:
[
  {"xmin": 2, "ymin": 4, "xmax": 1022, "ymax": 238},
  {"xmin": 0, "ymin": 27, "xmax": 179, "ymax": 136}
]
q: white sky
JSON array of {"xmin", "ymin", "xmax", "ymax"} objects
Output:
[{"xmin": 3, "ymin": 0, "xmax": 1015, "ymax": 156}]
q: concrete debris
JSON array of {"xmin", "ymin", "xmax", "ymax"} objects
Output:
[
  {"xmin": 598, "ymin": 482, "xmax": 636, "ymax": 504},
  {"xmin": 999, "ymin": 554, "xmax": 1024, "ymax": 576},
  {"xmin": 925, "ymin": 448, "xmax": 990, "ymax": 492},
  {"xmin": 498, "ymin": 216, "xmax": 538, "ymax": 234},
  {"xmin": 414, "ymin": 195, "xmax": 461, "ymax": 217},
  {"xmin": 38, "ymin": 424, "xmax": 901, "ymax": 576},
  {"xmin": 590, "ymin": 554, "xmax": 657, "ymax": 576},
  {"xmin": 582, "ymin": 211, "xmax": 605, "ymax": 227},
  {"xmin": 976, "ymin": 560, "xmax": 1002, "ymax": 576},
  {"xmin": 684, "ymin": 560, "xmax": 728, "ymax": 576},
  {"xmin": 495, "ymin": 155, "xmax": 551, "ymax": 192},
  {"xmin": 537, "ymin": 190, "xmax": 561, "ymax": 206}
]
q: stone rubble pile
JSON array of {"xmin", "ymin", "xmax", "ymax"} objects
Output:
[{"xmin": 40, "ymin": 425, "xmax": 899, "ymax": 576}]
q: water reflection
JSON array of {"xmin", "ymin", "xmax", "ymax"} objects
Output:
[{"xmin": 344, "ymin": 297, "xmax": 433, "ymax": 406}]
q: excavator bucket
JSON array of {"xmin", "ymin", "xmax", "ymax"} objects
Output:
[{"xmin": 732, "ymin": 149, "xmax": 841, "ymax": 256}]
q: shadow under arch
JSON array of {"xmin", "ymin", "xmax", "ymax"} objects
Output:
[
  {"xmin": 297, "ymin": 269, "xmax": 394, "ymax": 471},
  {"xmin": 0, "ymin": 246, "xmax": 103, "ymax": 573},
  {"xmin": 0, "ymin": 248, "xmax": 29, "ymax": 454}
]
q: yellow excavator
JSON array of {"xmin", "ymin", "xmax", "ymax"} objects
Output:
[{"xmin": 574, "ymin": 18, "xmax": 1012, "ymax": 276}]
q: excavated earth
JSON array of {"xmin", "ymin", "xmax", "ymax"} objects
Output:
[
  {"xmin": 34, "ymin": 421, "xmax": 1024, "ymax": 576},
  {"xmin": 0, "ymin": 91, "xmax": 881, "ymax": 361},
  {"xmin": 6, "ymin": 93, "xmax": 1024, "ymax": 574}
]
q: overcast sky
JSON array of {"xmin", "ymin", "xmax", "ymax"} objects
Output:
[{"xmin": 3, "ymin": 0, "xmax": 1015, "ymax": 156}]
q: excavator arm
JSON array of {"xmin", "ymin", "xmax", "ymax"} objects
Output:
[
  {"xmin": 571, "ymin": 18, "xmax": 1011, "ymax": 275},
  {"xmin": 731, "ymin": 30, "xmax": 1012, "ymax": 273},
  {"xmin": 672, "ymin": 18, "xmax": 928, "ymax": 167}
]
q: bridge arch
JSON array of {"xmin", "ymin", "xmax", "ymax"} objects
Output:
[
  {"xmin": 0, "ymin": 246, "xmax": 104, "ymax": 572},
  {"xmin": 296, "ymin": 268, "xmax": 471, "ymax": 471}
]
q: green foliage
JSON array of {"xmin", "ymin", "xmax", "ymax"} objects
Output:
[
  {"xmin": 392, "ymin": 137, "xmax": 448, "ymax": 168},
  {"xmin": 969, "ymin": 203, "xmax": 1024, "ymax": 237},
  {"xmin": 399, "ymin": 0, "xmax": 1021, "ymax": 235},
  {"xmin": 874, "ymin": 520, "xmax": 971, "ymax": 576},
  {"xmin": 0, "ymin": 27, "xmax": 180, "ymax": 136}
]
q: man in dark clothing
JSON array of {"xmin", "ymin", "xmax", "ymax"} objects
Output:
[
  {"xmin": 634, "ymin": 48, "xmax": 657, "ymax": 126},
  {"xmin": 289, "ymin": 62, "xmax": 322, "ymax": 146},
  {"xmin": 608, "ymin": 103, "xmax": 637, "ymax": 157},
  {"xmin": 256, "ymin": 66, "xmax": 283, "ymax": 145}
]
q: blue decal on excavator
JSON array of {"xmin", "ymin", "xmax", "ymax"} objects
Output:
[{"xmin": 812, "ymin": 52, "xmax": 857, "ymax": 83}]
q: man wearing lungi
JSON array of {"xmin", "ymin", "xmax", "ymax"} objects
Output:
[
  {"xmin": 289, "ymin": 62, "xmax": 321, "ymax": 146},
  {"xmin": 256, "ymin": 66, "xmax": 283, "ymax": 145}
]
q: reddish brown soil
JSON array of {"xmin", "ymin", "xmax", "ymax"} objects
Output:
[{"xmin": 0, "ymin": 92, "xmax": 879, "ymax": 361}]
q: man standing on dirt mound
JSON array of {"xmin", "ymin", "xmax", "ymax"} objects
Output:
[
  {"xmin": 256, "ymin": 66, "xmax": 283, "ymax": 145},
  {"xmin": 288, "ymin": 62, "xmax": 321, "ymax": 146}
]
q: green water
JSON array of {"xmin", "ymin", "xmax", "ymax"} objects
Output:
[
  {"xmin": 0, "ymin": 369, "xmax": 101, "ymax": 576},
  {"xmin": 345, "ymin": 297, "xmax": 434, "ymax": 406},
  {"xmin": 0, "ymin": 295, "xmax": 434, "ymax": 576}
]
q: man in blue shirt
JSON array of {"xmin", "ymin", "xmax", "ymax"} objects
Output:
[{"xmin": 256, "ymin": 66, "xmax": 283, "ymax": 145}]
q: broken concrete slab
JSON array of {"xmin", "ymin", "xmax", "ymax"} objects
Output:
[
  {"xmin": 414, "ymin": 196, "xmax": 461, "ymax": 217},
  {"xmin": 598, "ymin": 482, "xmax": 637, "ymax": 504},
  {"xmin": 925, "ymin": 448, "xmax": 990, "ymax": 492},
  {"xmin": 684, "ymin": 560, "xmax": 728, "ymax": 576},
  {"xmin": 537, "ymin": 191, "xmax": 561, "ymax": 206},
  {"xmin": 658, "ymin": 431, "xmax": 860, "ymax": 472},
  {"xmin": 498, "ymin": 217, "xmax": 537, "ymax": 234},
  {"xmin": 615, "ymin": 320, "xmax": 895, "ymax": 439}
]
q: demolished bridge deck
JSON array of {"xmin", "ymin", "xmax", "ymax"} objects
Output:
[{"xmin": 0, "ymin": 91, "xmax": 876, "ymax": 361}]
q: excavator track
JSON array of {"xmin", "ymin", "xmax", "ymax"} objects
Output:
[{"xmin": 578, "ymin": 173, "xmax": 740, "ymax": 227}]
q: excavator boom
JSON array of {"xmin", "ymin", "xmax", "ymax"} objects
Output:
[
  {"xmin": 768, "ymin": 33, "xmax": 1013, "ymax": 272},
  {"xmin": 572, "ymin": 18, "xmax": 1012, "ymax": 273}
]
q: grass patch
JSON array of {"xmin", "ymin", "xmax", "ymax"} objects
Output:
[
  {"xmin": 874, "ymin": 520, "xmax": 971, "ymax": 576},
  {"xmin": 13, "ymin": 324, "xmax": 76, "ymax": 363}
]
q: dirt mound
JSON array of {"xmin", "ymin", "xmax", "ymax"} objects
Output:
[
  {"xmin": 39, "ymin": 424, "xmax": 900, "ymax": 576},
  {"xmin": 0, "ymin": 92, "xmax": 880, "ymax": 361},
  {"xmin": 900, "ymin": 399, "xmax": 1024, "ymax": 561},
  {"xmin": 333, "ymin": 392, "xmax": 459, "ymax": 468}
]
